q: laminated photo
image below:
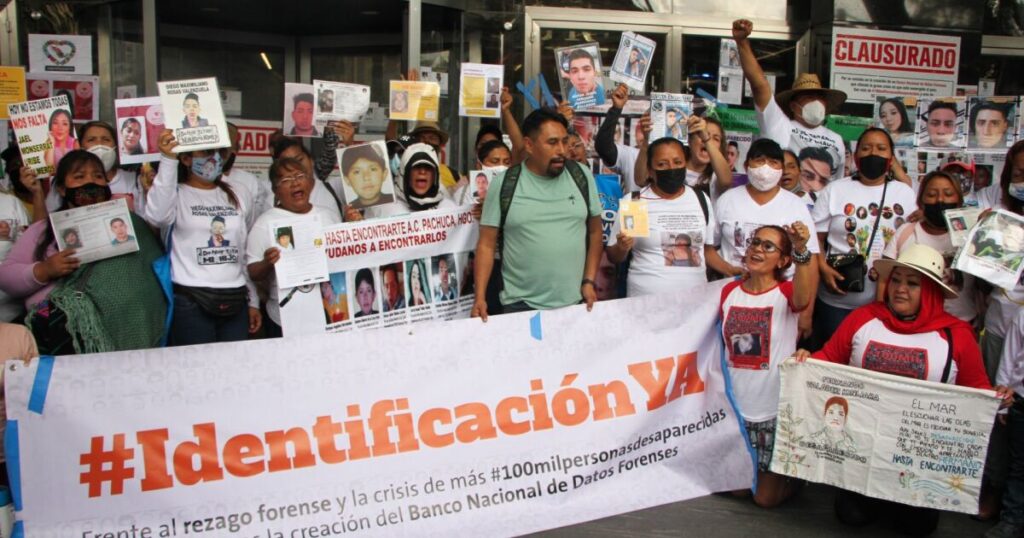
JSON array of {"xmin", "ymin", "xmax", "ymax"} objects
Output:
[
  {"xmin": 49, "ymin": 198, "xmax": 139, "ymax": 264},
  {"xmin": 555, "ymin": 43, "xmax": 606, "ymax": 111},
  {"xmin": 313, "ymin": 80, "xmax": 371, "ymax": 124},
  {"xmin": 114, "ymin": 96, "xmax": 164, "ymax": 164},
  {"xmin": 915, "ymin": 96, "xmax": 967, "ymax": 150},
  {"xmin": 609, "ymin": 32, "xmax": 656, "ymax": 92},
  {"xmin": 157, "ymin": 77, "xmax": 230, "ymax": 153},
  {"xmin": 649, "ymin": 93, "xmax": 692, "ymax": 143},
  {"xmin": 967, "ymin": 96, "xmax": 1017, "ymax": 150},
  {"xmin": 283, "ymin": 82, "xmax": 319, "ymax": 138},
  {"xmin": 874, "ymin": 96, "xmax": 918, "ymax": 147}
]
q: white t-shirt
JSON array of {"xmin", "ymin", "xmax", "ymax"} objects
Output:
[
  {"xmin": 0, "ymin": 192, "xmax": 31, "ymax": 322},
  {"xmin": 969, "ymin": 183, "xmax": 1003, "ymax": 210},
  {"xmin": 987, "ymin": 282, "xmax": 1024, "ymax": 338},
  {"xmin": 882, "ymin": 222, "xmax": 977, "ymax": 322},
  {"xmin": 608, "ymin": 186, "xmax": 716, "ymax": 297},
  {"xmin": 614, "ymin": 144, "xmax": 641, "ymax": 193},
  {"xmin": 685, "ymin": 168, "xmax": 725, "ymax": 202},
  {"xmin": 246, "ymin": 206, "xmax": 340, "ymax": 326},
  {"xmin": 46, "ymin": 168, "xmax": 144, "ymax": 215},
  {"xmin": 309, "ymin": 179, "xmax": 344, "ymax": 223},
  {"xmin": 757, "ymin": 98, "xmax": 846, "ymax": 181},
  {"xmin": 811, "ymin": 177, "xmax": 918, "ymax": 309},
  {"xmin": 713, "ymin": 186, "xmax": 821, "ymax": 276},
  {"xmin": 224, "ymin": 168, "xmax": 271, "ymax": 226},
  {"xmin": 721, "ymin": 280, "xmax": 801, "ymax": 421},
  {"xmin": 996, "ymin": 308, "xmax": 1024, "ymax": 395}
]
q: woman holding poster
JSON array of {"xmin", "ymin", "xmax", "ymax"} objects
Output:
[
  {"xmin": 145, "ymin": 129, "xmax": 260, "ymax": 346},
  {"xmin": 796, "ymin": 244, "xmax": 1011, "ymax": 535},
  {"xmin": 0, "ymin": 150, "xmax": 166, "ymax": 354},
  {"xmin": 43, "ymin": 108, "xmax": 78, "ymax": 170},
  {"xmin": 720, "ymin": 221, "xmax": 816, "ymax": 508}
]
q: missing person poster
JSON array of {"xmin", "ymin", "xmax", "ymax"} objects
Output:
[
  {"xmin": 874, "ymin": 96, "xmax": 918, "ymax": 147},
  {"xmin": 49, "ymin": 198, "xmax": 139, "ymax": 264},
  {"xmin": 916, "ymin": 97, "xmax": 967, "ymax": 151},
  {"xmin": 458, "ymin": 63, "xmax": 503, "ymax": 118},
  {"xmin": 337, "ymin": 140, "xmax": 396, "ymax": 212},
  {"xmin": 28, "ymin": 34, "xmax": 93, "ymax": 74},
  {"xmin": 953, "ymin": 209, "xmax": 1024, "ymax": 289},
  {"xmin": 113, "ymin": 96, "xmax": 164, "ymax": 164},
  {"xmin": 829, "ymin": 28, "xmax": 961, "ymax": 104},
  {"xmin": 157, "ymin": 77, "xmax": 230, "ymax": 153},
  {"xmin": 649, "ymin": 93, "xmax": 692, "ymax": 143},
  {"xmin": 269, "ymin": 214, "xmax": 330, "ymax": 290},
  {"xmin": 618, "ymin": 198, "xmax": 650, "ymax": 238},
  {"xmin": 773, "ymin": 359, "xmax": 999, "ymax": 515},
  {"xmin": 279, "ymin": 205, "xmax": 479, "ymax": 336},
  {"xmin": 388, "ymin": 80, "xmax": 440, "ymax": 121},
  {"xmin": 967, "ymin": 96, "xmax": 1017, "ymax": 151},
  {"xmin": 944, "ymin": 207, "xmax": 984, "ymax": 247},
  {"xmin": 313, "ymin": 80, "xmax": 371, "ymax": 124},
  {"xmin": 7, "ymin": 95, "xmax": 77, "ymax": 178},
  {"xmin": 25, "ymin": 73, "xmax": 100, "ymax": 122},
  {"xmin": 555, "ymin": 43, "xmax": 606, "ymax": 111},
  {"xmin": 461, "ymin": 168, "xmax": 501, "ymax": 205},
  {"xmin": 610, "ymin": 31, "xmax": 656, "ymax": 92},
  {"xmin": 283, "ymin": 82, "xmax": 319, "ymax": 137},
  {"xmin": 0, "ymin": 66, "xmax": 27, "ymax": 120}
]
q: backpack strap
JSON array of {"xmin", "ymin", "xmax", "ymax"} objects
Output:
[
  {"xmin": 941, "ymin": 327, "xmax": 954, "ymax": 384},
  {"xmin": 564, "ymin": 160, "xmax": 592, "ymax": 216},
  {"xmin": 320, "ymin": 179, "xmax": 346, "ymax": 215},
  {"xmin": 693, "ymin": 186, "xmax": 710, "ymax": 226}
]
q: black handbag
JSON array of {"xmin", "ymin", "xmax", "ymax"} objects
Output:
[
  {"xmin": 176, "ymin": 285, "xmax": 248, "ymax": 318},
  {"xmin": 825, "ymin": 180, "xmax": 888, "ymax": 294}
]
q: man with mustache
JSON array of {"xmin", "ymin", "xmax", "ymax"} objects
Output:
[{"xmin": 472, "ymin": 108, "xmax": 603, "ymax": 319}]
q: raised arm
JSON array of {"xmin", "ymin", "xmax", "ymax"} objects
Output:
[
  {"xmin": 144, "ymin": 130, "xmax": 181, "ymax": 228},
  {"xmin": 500, "ymin": 87, "xmax": 525, "ymax": 163},
  {"xmin": 689, "ymin": 116, "xmax": 732, "ymax": 194},
  {"xmin": 786, "ymin": 221, "xmax": 819, "ymax": 311},
  {"xmin": 595, "ymin": 84, "xmax": 629, "ymax": 168},
  {"xmin": 633, "ymin": 112, "xmax": 652, "ymax": 188},
  {"xmin": 732, "ymin": 19, "xmax": 772, "ymax": 110}
]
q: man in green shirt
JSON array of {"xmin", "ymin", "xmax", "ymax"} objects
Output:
[{"xmin": 472, "ymin": 108, "xmax": 603, "ymax": 319}]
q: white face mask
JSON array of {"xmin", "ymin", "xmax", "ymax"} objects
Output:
[
  {"xmin": 88, "ymin": 144, "xmax": 117, "ymax": 172},
  {"xmin": 747, "ymin": 164, "xmax": 783, "ymax": 192},
  {"xmin": 800, "ymin": 100, "xmax": 827, "ymax": 127},
  {"xmin": 482, "ymin": 165, "xmax": 507, "ymax": 173}
]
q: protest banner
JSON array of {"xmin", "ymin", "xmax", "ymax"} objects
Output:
[
  {"xmin": 0, "ymin": 67, "xmax": 26, "ymax": 120},
  {"xmin": 313, "ymin": 80, "xmax": 371, "ymax": 125},
  {"xmin": 279, "ymin": 205, "xmax": 479, "ymax": 336},
  {"xmin": 5, "ymin": 282, "xmax": 752, "ymax": 536},
  {"xmin": 157, "ymin": 77, "xmax": 230, "ymax": 153},
  {"xmin": 610, "ymin": 32, "xmax": 655, "ymax": 92},
  {"xmin": 772, "ymin": 359, "xmax": 999, "ymax": 514},
  {"xmin": 967, "ymin": 96, "xmax": 1017, "ymax": 151},
  {"xmin": 649, "ymin": 93, "xmax": 692, "ymax": 143},
  {"xmin": 830, "ymin": 28, "xmax": 961, "ymax": 104},
  {"xmin": 25, "ymin": 73, "xmax": 100, "ymax": 122},
  {"xmin": 28, "ymin": 34, "xmax": 92, "ymax": 75},
  {"xmin": 555, "ymin": 43, "xmax": 606, "ymax": 111},
  {"xmin": 113, "ymin": 96, "xmax": 163, "ymax": 164},
  {"xmin": 916, "ymin": 96, "xmax": 967, "ymax": 151},
  {"xmin": 49, "ymin": 198, "xmax": 139, "ymax": 264},
  {"xmin": 232, "ymin": 118, "xmax": 280, "ymax": 182},
  {"xmin": 388, "ymin": 81, "xmax": 440, "ymax": 121},
  {"xmin": 953, "ymin": 209, "xmax": 1024, "ymax": 289},
  {"xmin": 7, "ymin": 95, "xmax": 76, "ymax": 178},
  {"xmin": 458, "ymin": 63, "xmax": 503, "ymax": 118}
]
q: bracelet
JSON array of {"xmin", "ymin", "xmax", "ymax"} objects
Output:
[
  {"xmin": 792, "ymin": 248, "xmax": 812, "ymax": 265},
  {"xmin": 581, "ymin": 278, "xmax": 596, "ymax": 288}
]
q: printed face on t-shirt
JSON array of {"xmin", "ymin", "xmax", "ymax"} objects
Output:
[{"xmin": 800, "ymin": 159, "xmax": 830, "ymax": 192}]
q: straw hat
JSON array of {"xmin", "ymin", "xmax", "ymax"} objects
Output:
[
  {"xmin": 873, "ymin": 244, "xmax": 958, "ymax": 299},
  {"xmin": 775, "ymin": 74, "xmax": 847, "ymax": 114},
  {"xmin": 409, "ymin": 121, "xmax": 449, "ymax": 146}
]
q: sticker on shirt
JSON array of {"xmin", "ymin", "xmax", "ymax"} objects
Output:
[
  {"xmin": 724, "ymin": 306, "xmax": 772, "ymax": 370},
  {"xmin": 196, "ymin": 215, "xmax": 239, "ymax": 265},
  {"xmin": 861, "ymin": 340, "xmax": 928, "ymax": 380}
]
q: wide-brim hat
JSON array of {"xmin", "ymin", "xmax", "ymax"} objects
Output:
[
  {"xmin": 409, "ymin": 122, "xmax": 449, "ymax": 146},
  {"xmin": 775, "ymin": 74, "xmax": 847, "ymax": 114},
  {"xmin": 873, "ymin": 244, "xmax": 958, "ymax": 299}
]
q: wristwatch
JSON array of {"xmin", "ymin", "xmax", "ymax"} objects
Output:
[
  {"xmin": 792, "ymin": 248, "xmax": 812, "ymax": 265},
  {"xmin": 581, "ymin": 278, "xmax": 596, "ymax": 288}
]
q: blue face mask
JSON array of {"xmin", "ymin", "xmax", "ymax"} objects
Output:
[
  {"xmin": 390, "ymin": 154, "xmax": 402, "ymax": 178},
  {"xmin": 191, "ymin": 153, "xmax": 223, "ymax": 182}
]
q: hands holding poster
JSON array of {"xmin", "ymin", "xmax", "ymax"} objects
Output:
[
  {"xmin": 458, "ymin": 63, "xmax": 503, "ymax": 118},
  {"xmin": 49, "ymin": 198, "xmax": 139, "ymax": 264},
  {"xmin": 389, "ymin": 81, "xmax": 440, "ymax": 121},
  {"xmin": 610, "ymin": 32, "xmax": 655, "ymax": 92},
  {"xmin": 7, "ymin": 94, "xmax": 77, "ymax": 178},
  {"xmin": 313, "ymin": 80, "xmax": 371, "ymax": 124},
  {"xmin": 114, "ymin": 96, "xmax": 164, "ymax": 164},
  {"xmin": 269, "ymin": 214, "xmax": 330, "ymax": 290},
  {"xmin": 157, "ymin": 77, "xmax": 230, "ymax": 152},
  {"xmin": 773, "ymin": 359, "xmax": 999, "ymax": 514}
]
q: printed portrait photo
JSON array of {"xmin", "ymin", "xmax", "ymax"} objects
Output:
[
  {"xmin": 319, "ymin": 271, "xmax": 349, "ymax": 324},
  {"xmin": 968, "ymin": 97, "xmax": 1016, "ymax": 150},
  {"xmin": 108, "ymin": 217, "xmax": 136, "ymax": 246},
  {"xmin": 661, "ymin": 231, "xmax": 702, "ymax": 268},
  {"xmin": 275, "ymin": 226, "xmax": 295, "ymax": 250},
  {"xmin": 405, "ymin": 258, "xmax": 432, "ymax": 306},
  {"xmin": 284, "ymin": 83, "xmax": 319, "ymax": 138},
  {"xmin": 339, "ymin": 141, "xmax": 395, "ymax": 211},
  {"xmin": 431, "ymin": 253, "xmax": 458, "ymax": 302},
  {"xmin": 556, "ymin": 43, "xmax": 605, "ymax": 110},
  {"xmin": 379, "ymin": 262, "xmax": 406, "ymax": 312},
  {"xmin": 350, "ymin": 267, "xmax": 381, "ymax": 318},
  {"xmin": 59, "ymin": 226, "xmax": 83, "ymax": 250}
]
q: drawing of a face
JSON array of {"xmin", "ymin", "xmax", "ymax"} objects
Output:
[{"xmin": 825, "ymin": 403, "xmax": 846, "ymax": 432}]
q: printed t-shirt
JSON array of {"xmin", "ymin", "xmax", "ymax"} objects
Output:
[
  {"xmin": 480, "ymin": 163, "xmax": 601, "ymax": 309},
  {"xmin": 714, "ymin": 186, "xmax": 821, "ymax": 276},
  {"xmin": 811, "ymin": 177, "xmax": 917, "ymax": 310},
  {"xmin": 720, "ymin": 280, "xmax": 802, "ymax": 421},
  {"xmin": 607, "ymin": 186, "xmax": 716, "ymax": 297},
  {"xmin": 757, "ymin": 98, "xmax": 846, "ymax": 181}
]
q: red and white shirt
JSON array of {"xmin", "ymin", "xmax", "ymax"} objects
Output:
[
  {"xmin": 720, "ymin": 279, "xmax": 803, "ymax": 421},
  {"xmin": 813, "ymin": 308, "xmax": 990, "ymax": 389}
]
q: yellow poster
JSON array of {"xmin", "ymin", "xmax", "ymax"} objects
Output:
[
  {"xmin": 389, "ymin": 80, "xmax": 440, "ymax": 121},
  {"xmin": 619, "ymin": 199, "xmax": 650, "ymax": 238},
  {"xmin": 0, "ymin": 66, "xmax": 27, "ymax": 120},
  {"xmin": 459, "ymin": 63, "xmax": 503, "ymax": 118}
]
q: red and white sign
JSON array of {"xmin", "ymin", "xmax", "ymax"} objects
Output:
[
  {"xmin": 830, "ymin": 28, "xmax": 961, "ymax": 104},
  {"xmin": 232, "ymin": 118, "xmax": 279, "ymax": 181}
]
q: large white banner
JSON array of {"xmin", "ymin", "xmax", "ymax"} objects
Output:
[
  {"xmin": 5, "ymin": 283, "xmax": 752, "ymax": 537},
  {"xmin": 280, "ymin": 205, "xmax": 479, "ymax": 336},
  {"xmin": 772, "ymin": 359, "xmax": 999, "ymax": 514},
  {"xmin": 830, "ymin": 28, "xmax": 961, "ymax": 104}
]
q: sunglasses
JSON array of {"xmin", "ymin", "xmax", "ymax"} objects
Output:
[{"xmin": 747, "ymin": 237, "xmax": 780, "ymax": 254}]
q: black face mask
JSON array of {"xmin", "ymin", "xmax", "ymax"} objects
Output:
[
  {"xmin": 923, "ymin": 202, "xmax": 958, "ymax": 229},
  {"xmin": 857, "ymin": 155, "xmax": 890, "ymax": 180},
  {"xmin": 654, "ymin": 168, "xmax": 687, "ymax": 195},
  {"xmin": 64, "ymin": 182, "xmax": 112, "ymax": 207}
]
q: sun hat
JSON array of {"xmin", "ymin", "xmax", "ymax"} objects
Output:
[
  {"xmin": 409, "ymin": 121, "xmax": 449, "ymax": 146},
  {"xmin": 873, "ymin": 243, "xmax": 958, "ymax": 299},
  {"xmin": 775, "ymin": 73, "xmax": 847, "ymax": 114}
]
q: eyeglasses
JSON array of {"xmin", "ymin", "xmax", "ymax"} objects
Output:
[
  {"xmin": 747, "ymin": 237, "xmax": 780, "ymax": 253},
  {"xmin": 277, "ymin": 173, "xmax": 307, "ymax": 186}
]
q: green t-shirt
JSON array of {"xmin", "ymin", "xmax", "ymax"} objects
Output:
[{"xmin": 480, "ymin": 162, "xmax": 601, "ymax": 310}]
